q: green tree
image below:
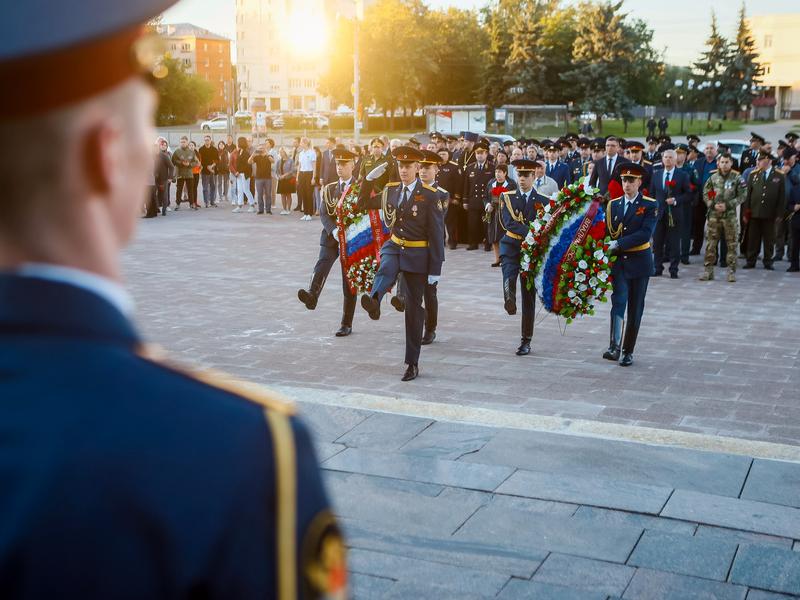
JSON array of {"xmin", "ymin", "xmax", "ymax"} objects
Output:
[
  {"xmin": 720, "ymin": 2, "xmax": 762, "ymax": 119},
  {"xmin": 480, "ymin": 0, "xmax": 515, "ymax": 107},
  {"xmin": 154, "ymin": 56, "xmax": 215, "ymax": 126},
  {"xmin": 692, "ymin": 10, "xmax": 732, "ymax": 122},
  {"xmin": 560, "ymin": 1, "xmax": 662, "ymax": 132}
]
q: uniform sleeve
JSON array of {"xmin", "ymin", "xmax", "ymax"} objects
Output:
[
  {"xmin": 319, "ymin": 185, "xmax": 336, "ymax": 236},
  {"xmin": 462, "ymin": 167, "xmax": 470, "ymax": 204},
  {"xmin": 676, "ymin": 171, "xmax": 692, "ymax": 207},
  {"xmin": 427, "ymin": 193, "xmax": 445, "ymax": 276},
  {"xmin": 702, "ymin": 176, "xmax": 715, "ymax": 208}
]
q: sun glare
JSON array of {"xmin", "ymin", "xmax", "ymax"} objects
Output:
[{"xmin": 285, "ymin": 10, "xmax": 328, "ymax": 58}]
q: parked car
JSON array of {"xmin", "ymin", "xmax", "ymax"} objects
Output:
[
  {"xmin": 269, "ymin": 114, "xmax": 285, "ymax": 129},
  {"xmin": 200, "ymin": 116, "xmax": 231, "ymax": 131},
  {"xmin": 234, "ymin": 110, "xmax": 252, "ymax": 119},
  {"xmin": 712, "ymin": 139, "xmax": 748, "ymax": 164}
]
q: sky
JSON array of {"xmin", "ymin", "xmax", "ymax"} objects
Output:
[{"xmin": 162, "ymin": 0, "xmax": 797, "ymax": 67}]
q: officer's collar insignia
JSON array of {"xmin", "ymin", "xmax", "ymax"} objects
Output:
[{"xmin": 302, "ymin": 511, "xmax": 348, "ymax": 599}]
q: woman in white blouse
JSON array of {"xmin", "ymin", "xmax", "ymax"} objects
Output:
[{"xmin": 295, "ymin": 137, "xmax": 316, "ymax": 221}]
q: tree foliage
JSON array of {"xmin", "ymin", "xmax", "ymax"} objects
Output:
[
  {"xmin": 154, "ymin": 56, "xmax": 215, "ymax": 126},
  {"xmin": 693, "ymin": 11, "xmax": 732, "ymax": 120},
  {"xmin": 719, "ymin": 2, "xmax": 763, "ymax": 117},
  {"xmin": 560, "ymin": 1, "xmax": 662, "ymax": 130}
]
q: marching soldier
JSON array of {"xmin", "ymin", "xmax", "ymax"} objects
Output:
[
  {"xmin": 462, "ymin": 139, "xmax": 494, "ymax": 250},
  {"xmin": 0, "ymin": 1, "xmax": 345, "ymax": 598},
  {"xmin": 359, "ymin": 147, "xmax": 445, "ymax": 381},
  {"xmin": 603, "ymin": 163, "xmax": 658, "ymax": 367},
  {"xmin": 699, "ymin": 152, "xmax": 746, "ymax": 282},
  {"xmin": 297, "ymin": 148, "xmax": 359, "ymax": 336},
  {"xmin": 500, "ymin": 159, "xmax": 547, "ymax": 356}
]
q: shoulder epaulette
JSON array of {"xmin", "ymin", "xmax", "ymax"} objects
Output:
[
  {"xmin": 437, "ymin": 186, "xmax": 448, "ymax": 194},
  {"xmin": 611, "ymin": 195, "xmax": 624, "ymax": 202},
  {"xmin": 135, "ymin": 344, "xmax": 295, "ymax": 415},
  {"xmin": 385, "ymin": 181, "xmax": 400, "ymax": 187},
  {"xmin": 643, "ymin": 160, "xmax": 652, "ymax": 166},
  {"xmin": 449, "ymin": 161, "xmax": 458, "ymax": 166},
  {"xmin": 422, "ymin": 183, "xmax": 438, "ymax": 193},
  {"xmin": 709, "ymin": 169, "xmax": 718, "ymax": 174},
  {"xmin": 643, "ymin": 196, "xmax": 657, "ymax": 202}
]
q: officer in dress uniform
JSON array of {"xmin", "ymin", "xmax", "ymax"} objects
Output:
[
  {"xmin": 436, "ymin": 147, "xmax": 463, "ymax": 248},
  {"xmin": 297, "ymin": 148, "xmax": 359, "ymax": 336},
  {"xmin": 603, "ymin": 163, "xmax": 658, "ymax": 367},
  {"xmin": 542, "ymin": 139, "xmax": 571, "ymax": 188},
  {"xmin": 462, "ymin": 140, "xmax": 495, "ymax": 250},
  {"xmin": 359, "ymin": 146, "xmax": 445, "ymax": 381},
  {"xmin": 500, "ymin": 159, "xmax": 547, "ymax": 356},
  {"xmin": 624, "ymin": 140, "xmax": 653, "ymax": 193},
  {"xmin": 0, "ymin": 2, "xmax": 346, "ymax": 599},
  {"xmin": 645, "ymin": 136, "xmax": 661, "ymax": 164},
  {"xmin": 569, "ymin": 138, "xmax": 593, "ymax": 183},
  {"xmin": 740, "ymin": 132, "xmax": 765, "ymax": 172}
]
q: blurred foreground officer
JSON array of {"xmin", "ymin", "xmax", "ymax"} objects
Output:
[
  {"xmin": 0, "ymin": 3, "xmax": 346, "ymax": 599},
  {"xmin": 603, "ymin": 164, "xmax": 658, "ymax": 367}
]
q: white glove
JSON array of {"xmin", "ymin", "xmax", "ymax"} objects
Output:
[
  {"xmin": 331, "ymin": 227, "xmax": 339, "ymax": 238},
  {"xmin": 427, "ymin": 275, "xmax": 440, "ymax": 285},
  {"xmin": 366, "ymin": 161, "xmax": 389, "ymax": 181},
  {"xmin": 484, "ymin": 203, "xmax": 493, "ymax": 212},
  {"xmin": 608, "ymin": 240, "xmax": 619, "ymax": 250}
]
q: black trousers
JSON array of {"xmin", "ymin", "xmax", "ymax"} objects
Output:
[
  {"xmin": 691, "ymin": 200, "xmax": 706, "ymax": 252},
  {"xmin": 468, "ymin": 208, "xmax": 484, "ymax": 246},
  {"xmin": 445, "ymin": 204, "xmax": 461, "ymax": 246},
  {"xmin": 298, "ymin": 171, "xmax": 314, "ymax": 216},
  {"xmin": 313, "ymin": 242, "xmax": 356, "ymax": 323},
  {"xmin": 653, "ymin": 213, "xmax": 681, "ymax": 274},
  {"xmin": 175, "ymin": 178, "xmax": 196, "ymax": 207},
  {"xmin": 746, "ymin": 217, "xmax": 776, "ymax": 267},
  {"xmin": 789, "ymin": 219, "xmax": 800, "ymax": 268}
]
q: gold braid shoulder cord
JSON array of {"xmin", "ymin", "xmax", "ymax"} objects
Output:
[
  {"xmin": 606, "ymin": 199, "xmax": 622, "ymax": 240},
  {"xmin": 382, "ymin": 185, "xmax": 396, "ymax": 228},
  {"xmin": 324, "ymin": 184, "xmax": 337, "ymax": 217}
]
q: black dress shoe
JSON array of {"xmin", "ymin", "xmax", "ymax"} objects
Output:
[
  {"xmin": 297, "ymin": 289, "xmax": 318, "ymax": 310},
  {"xmin": 401, "ymin": 364, "xmax": 418, "ymax": 381},
  {"xmin": 421, "ymin": 330, "xmax": 436, "ymax": 345},
  {"xmin": 742, "ymin": 263, "xmax": 755, "ymax": 269},
  {"xmin": 603, "ymin": 346, "xmax": 620, "ymax": 361},
  {"xmin": 619, "ymin": 352, "xmax": 634, "ymax": 366},
  {"xmin": 516, "ymin": 339, "xmax": 531, "ymax": 356},
  {"xmin": 491, "ymin": 261, "xmax": 501, "ymax": 267},
  {"xmin": 360, "ymin": 294, "xmax": 380, "ymax": 320},
  {"xmin": 335, "ymin": 326, "xmax": 352, "ymax": 337},
  {"xmin": 764, "ymin": 265, "xmax": 774, "ymax": 271},
  {"xmin": 448, "ymin": 243, "xmax": 457, "ymax": 250},
  {"xmin": 670, "ymin": 273, "xmax": 679, "ymax": 279},
  {"xmin": 466, "ymin": 245, "xmax": 478, "ymax": 250},
  {"xmin": 390, "ymin": 295, "xmax": 406, "ymax": 312},
  {"xmin": 680, "ymin": 259, "xmax": 690, "ymax": 265},
  {"xmin": 788, "ymin": 266, "xmax": 800, "ymax": 272}
]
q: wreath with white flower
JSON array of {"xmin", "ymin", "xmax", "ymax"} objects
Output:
[
  {"xmin": 520, "ymin": 182, "xmax": 617, "ymax": 324},
  {"xmin": 346, "ymin": 256, "xmax": 380, "ymax": 295}
]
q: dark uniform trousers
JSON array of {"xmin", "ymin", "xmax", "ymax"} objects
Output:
[
  {"xmin": 746, "ymin": 218, "xmax": 776, "ymax": 267},
  {"xmin": 652, "ymin": 211, "xmax": 681, "ymax": 275},
  {"xmin": 365, "ymin": 181, "xmax": 445, "ymax": 366},
  {"xmin": 500, "ymin": 237, "xmax": 535, "ymax": 319},
  {"xmin": 789, "ymin": 212, "xmax": 800, "ymax": 269},
  {"xmin": 607, "ymin": 194, "xmax": 658, "ymax": 355}
]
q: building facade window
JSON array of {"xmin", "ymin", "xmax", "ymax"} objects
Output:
[
  {"xmin": 270, "ymin": 64, "xmax": 279, "ymax": 73},
  {"xmin": 183, "ymin": 58, "xmax": 192, "ymax": 67},
  {"xmin": 203, "ymin": 42, "xmax": 208, "ymax": 51},
  {"xmin": 181, "ymin": 43, "xmax": 191, "ymax": 51},
  {"xmin": 764, "ymin": 35, "xmax": 773, "ymax": 48}
]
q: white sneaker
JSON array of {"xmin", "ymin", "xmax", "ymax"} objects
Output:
[
  {"xmin": 248, "ymin": 206, "xmax": 255, "ymax": 213},
  {"xmin": 232, "ymin": 207, "xmax": 241, "ymax": 213}
]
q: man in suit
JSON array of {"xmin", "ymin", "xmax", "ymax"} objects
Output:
[
  {"xmin": 651, "ymin": 149, "xmax": 693, "ymax": 278},
  {"xmin": 542, "ymin": 139, "xmax": 571, "ymax": 189},
  {"xmin": 740, "ymin": 132, "xmax": 765, "ymax": 172},
  {"xmin": 603, "ymin": 163, "xmax": 658, "ymax": 367},
  {"xmin": 462, "ymin": 140, "xmax": 494, "ymax": 250},
  {"xmin": 690, "ymin": 142, "xmax": 719, "ymax": 255},
  {"xmin": 589, "ymin": 136, "xmax": 629, "ymax": 195},
  {"xmin": 359, "ymin": 146, "xmax": 445, "ymax": 381},
  {"xmin": 297, "ymin": 148, "xmax": 360, "ymax": 336},
  {"xmin": 499, "ymin": 159, "xmax": 546, "ymax": 356},
  {"xmin": 319, "ymin": 136, "xmax": 338, "ymax": 186},
  {"xmin": 743, "ymin": 151, "xmax": 786, "ymax": 270},
  {"xmin": 0, "ymin": 3, "xmax": 344, "ymax": 598}
]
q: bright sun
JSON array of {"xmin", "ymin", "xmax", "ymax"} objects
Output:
[{"xmin": 285, "ymin": 10, "xmax": 328, "ymax": 58}]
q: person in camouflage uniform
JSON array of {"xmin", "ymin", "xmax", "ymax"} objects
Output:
[{"xmin": 700, "ymin": 153, "xmax": 746, "ymax": 282}]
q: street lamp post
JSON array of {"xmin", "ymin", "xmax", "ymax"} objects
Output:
[
  {"xmin": 675, "ymin": 79, "xmax": 684, "ymax": 134},
  {"xmin": 353, "ymin": 0, "xmax": 363, "ymax": 144}
]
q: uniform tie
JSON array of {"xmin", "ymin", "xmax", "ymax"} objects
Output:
[{"xmin": 400, "ymin": 186, "xmax": 409, "ymax": 207}]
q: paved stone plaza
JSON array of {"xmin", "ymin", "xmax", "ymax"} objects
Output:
[{"xmin": 124, "ymin": 207, "xmax": 800, "ymax": 599}]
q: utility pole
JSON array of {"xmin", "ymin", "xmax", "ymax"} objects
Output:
[{"xmin": 353, "ymin": 0, "xmax": 363, "ymax": 144}]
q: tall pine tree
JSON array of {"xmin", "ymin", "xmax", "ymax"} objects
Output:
[
  {"xmin": 720, "ymin": 2, "xmax": 762, "ymax": 119},
  {"xmin": 693, "ymin": 10, "xmax": 732, "ymax": 122},
  {"xmin": 480, "ymin": 0, "xmax": 516, "ymax": 107}
]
